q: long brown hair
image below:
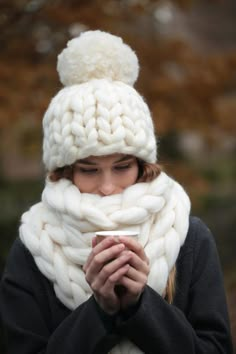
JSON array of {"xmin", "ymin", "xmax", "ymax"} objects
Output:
[{"xmin": 49, "ymin": 157, "xmax": 176, "ymax": 303}]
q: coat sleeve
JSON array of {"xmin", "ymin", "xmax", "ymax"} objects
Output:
[
  {"xmin": 0, "ymin": 239, "xmax": 119, "ymax": 354},
  {"xmin": 115, "ymin": 217, "xmax": 233, "ymax": 354}
]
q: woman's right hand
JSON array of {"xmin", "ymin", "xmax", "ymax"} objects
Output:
[{"xmin": 83, "ymin": 237, "xmax": 132, "ymax": 315}]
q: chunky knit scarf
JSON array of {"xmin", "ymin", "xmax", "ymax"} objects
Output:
[{"xmin": 19, "ymin": 172, "xmax": 190, "ymax": 353}]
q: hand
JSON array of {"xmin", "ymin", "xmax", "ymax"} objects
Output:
[
  {"xmin": 83, "ymin": 236, "xmax": 132, "ymax": 315},
  {"xmin": 116, "ymin": 236, "xmax": 149, "ymax": 311}
]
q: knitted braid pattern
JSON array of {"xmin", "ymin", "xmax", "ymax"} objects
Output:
[
  {"xmin": 19, "ymin": 172, "xmax": 190, "ymax": 353},
  {"xmin": 43, "ymin": 80, "xmax": 156, "ymax": 171}
]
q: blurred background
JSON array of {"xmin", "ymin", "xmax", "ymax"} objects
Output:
[{"xmin": 0, "ymin": 0, "xmax": 235, "ymax": 352}]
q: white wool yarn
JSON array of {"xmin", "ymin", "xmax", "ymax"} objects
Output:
[
  {"xmin": 57, "ymin": 30, "xmax": 139, "ymax": 86},
  {"xmin": 20, "ymin": 172, "xmax": 190, "ymax": 353},
  {"xmin": 43, "ymin": 80, "xmax": 156, "ymax": 170},
  {"xmin": 20, "ymin": 172, "xmax": 190, "ymax": 308},
  {"xmin": 42, "ymin": 30, "xmax": 157, "ymax": 171}
]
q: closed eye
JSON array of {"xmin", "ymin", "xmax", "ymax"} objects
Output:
[
  {"xmin": 75, "ymin": 167, "xmax": 98, "ymax": 174},
  {"xmin": 114, "ymin": 164, "xmax": 131, "ymax": 171}
]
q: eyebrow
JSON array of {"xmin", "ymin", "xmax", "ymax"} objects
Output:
[{"xmin": 76, "ymin": 155, "xmax": 135, "ymax": 166}]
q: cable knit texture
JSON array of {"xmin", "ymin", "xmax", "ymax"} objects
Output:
[
  {"xmin": 42, "ymin": 30, "xmax": 157, "ymax": 171},
  {"xmin": 43, "ymin": 80, "xmax": 156, "ymax": 171},
  {"xmin": 19, "ymin": 172, "xmax": 190, "ymax": 354}
]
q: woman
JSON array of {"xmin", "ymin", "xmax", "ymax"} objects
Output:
[{"xmin": 0, "ymin": 30, "xmax": 232, "ymax": 353}]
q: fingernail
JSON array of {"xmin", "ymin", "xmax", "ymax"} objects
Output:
[{"xmin": 118, "ymin": 243, "xmax": 125, "ymax": 249}]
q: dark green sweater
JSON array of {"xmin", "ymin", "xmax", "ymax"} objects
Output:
[{"xmin": 0, "ymin": 217, "xmax": 233, "ymax": 353}]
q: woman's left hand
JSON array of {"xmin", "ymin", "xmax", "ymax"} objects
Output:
[{"xmin": 115, "ymin": 236, "xmax": 150, "ymax": 311}]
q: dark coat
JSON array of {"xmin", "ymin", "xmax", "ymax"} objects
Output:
[{"xmin": 0, "ymin": 217, "xmax": 233, "ymax": 354}]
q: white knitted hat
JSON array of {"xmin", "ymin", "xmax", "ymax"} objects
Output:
[{"xmin": 42, "ymin": 30, "xmax": 157, "ymax": 171}]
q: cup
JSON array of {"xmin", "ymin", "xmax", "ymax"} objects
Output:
[{"xmin": 95, "ymin": 230, "xmax": 139, "ymax": 244}]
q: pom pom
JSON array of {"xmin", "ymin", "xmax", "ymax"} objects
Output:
[{"xmin": 57, "ymin": 30, "xmax": 139, "ymax": 87}]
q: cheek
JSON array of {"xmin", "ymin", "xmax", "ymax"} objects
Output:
[
  {"xmin": 73, "ymin": 174, "xmax": 81, "ymax": 189},
  {"xmin": 124, "ymin": 166, "xmax": 139, "ymax": 186},
  {"xmin": 73, "ymin": 174, "xmax": 94, "ymax": 193}
]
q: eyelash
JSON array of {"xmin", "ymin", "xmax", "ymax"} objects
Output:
[
  {"xmin": 115, "ymin": 164, "xmax": 131, "ymax": 170},
  {"xmin": 77, "ymin": 164, "xmax": 132, "ymax": 174}
]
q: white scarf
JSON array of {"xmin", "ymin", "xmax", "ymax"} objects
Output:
[{"xmin": 19, "ymin": 172, "xmax": 190, "ymax": 353}]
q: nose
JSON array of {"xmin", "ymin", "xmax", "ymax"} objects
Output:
[{"xmin": 98, "ymin": 174, "xmax": 117, "ymax": 196}]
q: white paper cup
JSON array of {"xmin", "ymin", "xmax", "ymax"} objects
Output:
[{"xmin": 95, "ymin": 230, "xmax": 139, "ymax": 244}]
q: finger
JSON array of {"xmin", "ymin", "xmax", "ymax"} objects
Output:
[
  {"xmin": 88, "ymin": 251, "xmax": 131, "ymax": 290},
  {"xmin": 85, "ymin": 242, "xmax": 125, "ymax": 277},
  {"xmin": 124, "ymin": 266, "xmax": 148, "ymax": 284},
  {"xmin": 92, "ymin": 264, "xmax": 130, "ymax": 302},
  {"xmin": 118, "ymin": 236, "xmax": 149, "ymax": 264},
  {"xmin": 124, "ymin": 251, "xmax": 149, "ymax": 275},
  {"xmin": 84, "ymin": 236, "xmax": 121, "ymax": 271},
  {"xmin": 107, "ymin": 264, "xmax": 130, "ymax": 284},
  {"xmin": 119, "ymin": 271, "xmax": 147, "ymax": 293},
  {"xmin": 92, "ymin": 237, "xmax": 97, "ymax": 248}
]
